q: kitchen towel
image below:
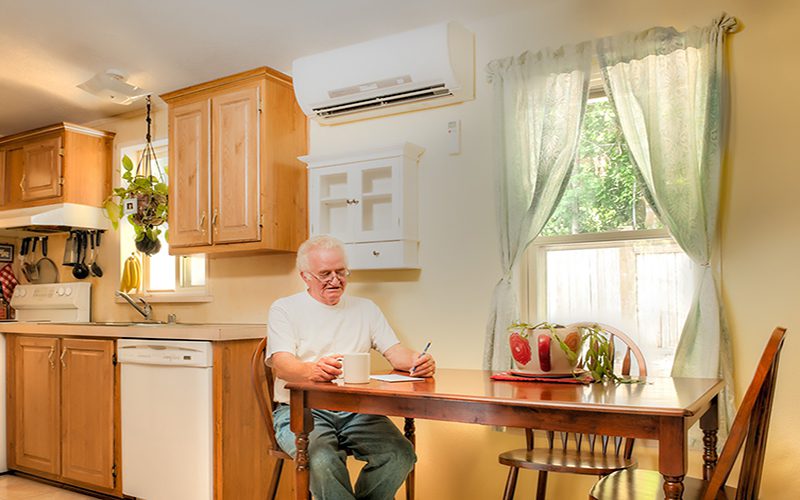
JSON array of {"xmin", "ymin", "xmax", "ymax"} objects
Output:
[{"xmin": 0, "ymin": 264, "xmax": 19, "ymax": 301}]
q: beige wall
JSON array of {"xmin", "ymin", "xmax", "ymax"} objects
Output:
[{"xmin": 40, "ymin": 0, "xmax": 800, "ymax": 497}]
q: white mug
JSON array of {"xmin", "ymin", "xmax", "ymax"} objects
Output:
[{"xmin": 342, "ymin": 352, "xmax": 370, "ymax": 384}]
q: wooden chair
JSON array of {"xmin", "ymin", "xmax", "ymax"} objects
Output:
[
  {"xmin": 589, "ymin": 326, "xmax": 787, "ymax": 500},
  {"xmin": 499, "ymin": 322, "xmax": 648, "ymax": 500},
  {"xmin": 250, "ymin": 338, "xmax": 416, "ymax": 500}
]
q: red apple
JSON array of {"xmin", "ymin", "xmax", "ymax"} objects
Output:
[{"xmin": 538, "ymin": 334, "xmax": 552, "ymax": 372}]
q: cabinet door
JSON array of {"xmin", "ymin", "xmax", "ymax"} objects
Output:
[
  {"xmin": 309, "ymin": 164, "xmax": 355, "ymax": 242},
  {"xmin": 212, "ymin": 84, "xmax": 261, "ymax": 244},
  {"xmin": 21, "ymin": 136, "xmax": 63, "ymax": 201},
  {"xmin": 351, "ymin": 158, "xmax": 404, "ymax": 243},
  {"xmin": 169, "ymin": 99, "xmax": 212, "ymax": 248},
  {"xmin": 0, "ymin": 149, "xmax": 6, "ymax": 206},
  {"xmin": 60, "ymin": 339, "xmax": 115, "ymax": 489},
  {"xmin": 13, "ymin": 336, "xmax": 60, "ymax": 475}
]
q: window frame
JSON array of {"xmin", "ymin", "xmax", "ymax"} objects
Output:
[{"xmin": 115, "ymin": 140, "xmax": 212, "ymax": 304}]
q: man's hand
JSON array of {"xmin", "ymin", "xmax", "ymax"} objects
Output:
[
  {"xmin": 410, "ymin": 353, "xmax": 435, "ymax": 377},
  {"xmin": 310, "ymin": 354, "xmax": 344, "ymax": 382}
]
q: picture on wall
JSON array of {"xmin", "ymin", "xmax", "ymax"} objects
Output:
[{"xmin": 0, "ymin": 243, "xmax": 14, "ymax": 263}]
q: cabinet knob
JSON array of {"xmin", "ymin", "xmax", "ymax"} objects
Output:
[
  {"xmin": 60, "ymin": 347, "xmax": 67, "ymax": 368},
  {"xmin": 199, "ymin": 212, "xmax": 206, "ymax": 232},
  {"xmin": 352, "ymin": 199, "xmax": 360, "ymax": 205},
  {"xmin": 19, "ymin": 173, "xmax": 26, "ymax": 193},
  {"xmin": 48, "ymin": 346, "xmax": 55, "ymax": 369},
  {"xmin": 372, "ymin": 250, "xmax": 381, "ymax": 256}
]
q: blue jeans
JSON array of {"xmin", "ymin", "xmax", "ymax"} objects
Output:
[{"xmin": 273, "ymin": 405, "xmax": 416, "ymax": 500}]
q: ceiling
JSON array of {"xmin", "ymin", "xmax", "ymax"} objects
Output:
[{"xmin": 0, "ymin": 0, "xmax": 529, "ymax": 137}]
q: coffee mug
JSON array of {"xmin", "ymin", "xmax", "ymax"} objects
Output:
[{"xmin": 342, "ymin": 352, "xmax": 370, "ymax": 384}]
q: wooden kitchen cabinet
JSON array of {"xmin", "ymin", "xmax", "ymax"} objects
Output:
[
  {"xmin": 162, "ymin": 67, "xmax": 308, "ymax": 256},
  {"xmin": 11, "ymin": 336, "xmax": 60, "ymax": 475},
  {"xmin": 0, "ymin": 123, "xmax": 115, "ymax": 210},
  {"xmin": 7, "ymin": 335, "xmax": 119, "ymax": 496}
]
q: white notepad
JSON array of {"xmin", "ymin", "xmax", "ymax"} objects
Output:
[{"xmin": 370, "ymin": 374, "xmax": 425, "ymax": 382}]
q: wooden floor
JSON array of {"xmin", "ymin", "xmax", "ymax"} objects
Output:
[{"xmin": 0, "ymin": 475, "xmax": 93, "ymax": 499}]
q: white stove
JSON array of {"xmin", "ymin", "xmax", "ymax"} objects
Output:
[{"xmin": 10, "ymin": 283, "xmax": 92, "ymax": 323}]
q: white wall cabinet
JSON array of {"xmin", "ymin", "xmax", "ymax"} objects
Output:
[{"xmin": 302, "ymin": 143, "xmax": 424, "ymax": 270}]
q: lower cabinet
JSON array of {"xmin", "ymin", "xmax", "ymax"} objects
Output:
[
  {"xmin": 6, "ymin": 335, "xmax": 271, "ymax": 499},
  {"xmin": 8, "ymin": 335, "xmax": 118, "ymax": 495}
]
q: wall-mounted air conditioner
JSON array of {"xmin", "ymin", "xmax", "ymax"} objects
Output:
[{"xmin": 292, "ymin": 21, "xmax": 474, "ymax": 125}]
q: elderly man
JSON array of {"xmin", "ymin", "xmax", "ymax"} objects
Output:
[{"xmin": 267, "ymin": 235, "xmax": 435, "ymax": 500}]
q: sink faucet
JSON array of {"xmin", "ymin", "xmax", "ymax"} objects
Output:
[{"xmin": 116, "ymin": 291, "xmax": 153, "ymax": 321}]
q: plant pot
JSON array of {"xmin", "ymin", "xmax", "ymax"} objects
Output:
[{"xmin": 509, "ymin": 325, "xmax": 581, "ymax": 376}]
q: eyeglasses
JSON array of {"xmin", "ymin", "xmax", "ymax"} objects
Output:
[{"xmin": 306, "ymin": 268, "xmax": 351, "ymax": 283}]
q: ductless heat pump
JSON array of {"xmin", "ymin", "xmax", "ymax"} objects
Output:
[{"xmin": 292, "ymin": 21, "xmax": 474, "ymax": 125}]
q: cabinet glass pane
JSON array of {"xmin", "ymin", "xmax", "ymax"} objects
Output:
[
  {"xmin": 362, "ymin": 166, "xmax": 392, "ymax": 195},
  {"xmin": 361, "ymin": 194, "xmax": 393, "ymax": 232},
  {"xmin": 320, "ymin": 173, "xmax": 348, "ymax": 200},
  {"xmin": 321, "ymin": 200, "xmax": 349, "ymax": 236}
]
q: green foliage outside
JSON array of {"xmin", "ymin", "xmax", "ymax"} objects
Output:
[{"xmin": 541, "ymin": 98, "xmax": 660, "ymax": 236}]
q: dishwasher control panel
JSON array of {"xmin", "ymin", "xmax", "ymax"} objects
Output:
[{"xmin": 117, "ymin": 339, "xmax": 213, "ymax": 367}]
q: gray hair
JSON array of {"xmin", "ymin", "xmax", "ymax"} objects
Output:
[{"xmin": 296, "ymin": 235, "xmax": 348, "ymax": 272}]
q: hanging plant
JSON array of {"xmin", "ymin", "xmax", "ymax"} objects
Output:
[{"xmin": 103, "ymin": 96, "xmax": 168, "ymax": 256}]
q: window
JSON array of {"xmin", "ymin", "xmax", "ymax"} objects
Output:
[
  {"xmin": 523, "ymin": 91, "xmax": 694, "ymax": 376},
  {"xmin": 119, "ymin": 141, "xmax": 208, "ymax": 300}
]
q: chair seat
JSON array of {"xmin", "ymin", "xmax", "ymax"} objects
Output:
[
  {"xmin": 498, "ymin": 447, "xmax": 636, "ymax": 475},
  {"xmin": 589, "ymin": 469, "xmax": 737, "ymax": 500}
]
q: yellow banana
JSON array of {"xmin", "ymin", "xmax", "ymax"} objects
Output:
[
  {"xmin": 131, "ymin": 254, "xmax": 142, "ymax": 291},
  {"xmin": 119, "ymin": 256, "xmax": 131, "ymax": 292}
]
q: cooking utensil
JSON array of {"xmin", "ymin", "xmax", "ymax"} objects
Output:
[
  {"xmin": 72, "ymin": 232, "xmax": 90, "ymax": 279},
  {"xmin": 90, "ymin": 231, "xmax": 103, "ymax": 277},
  {"xmin": 34, "ymin": 236, "xmax": 60, "ymax": 284},
  {"xmin": 63, "ymin": 231, "xmax": 78, "ymax": 266},
  {"xmin": 20, "ymin": 238, "xmax": 31, "ymax": 282}
]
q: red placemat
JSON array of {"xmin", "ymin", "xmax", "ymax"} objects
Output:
[{"xmin": 491, "ymin": 371, "xmax": 592, "ymax": 384}]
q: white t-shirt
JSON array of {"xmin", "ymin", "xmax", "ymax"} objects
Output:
[{"xmin": 266, "ymin": 291, "xmax": 400, "ymax": 403}]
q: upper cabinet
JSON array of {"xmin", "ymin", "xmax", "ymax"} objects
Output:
[
  {"xmin": 161, "ymin": 67, "xmax": 308, "ymax": 256},
  {"xmin": 0, "ymin": 123, "xmax": 115, "ymax": 210},
  {"xmin": 302, "ymin": 143, "xmax": 424, "ymax": 270}
]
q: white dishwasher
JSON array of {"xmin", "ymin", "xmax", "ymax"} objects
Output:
[{"xmin": 118, "ymin": 339, "xmax": 213, "ymax": 500}]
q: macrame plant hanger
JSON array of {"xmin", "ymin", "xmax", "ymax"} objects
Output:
[{"xmin": 134, "ymin": 95, "xmax": 165, "ymax": 183}]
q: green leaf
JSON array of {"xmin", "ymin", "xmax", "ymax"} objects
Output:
[{"xmin": 122, "ymin": 155, "xmax": 134, "ymax": 172}]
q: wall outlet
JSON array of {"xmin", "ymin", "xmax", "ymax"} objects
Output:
[{"xmin": 447, "ymin": 120, "xmax": 461, "ymax": 155}]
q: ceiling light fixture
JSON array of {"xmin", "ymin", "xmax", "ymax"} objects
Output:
[{"xmin": 77, "ymin": 69, "xmax": 149, "ymax": 105}]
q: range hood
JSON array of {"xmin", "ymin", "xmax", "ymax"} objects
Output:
[{"xmin": 0, "ymin": 203, "xmax": 111, "ymax": 234}]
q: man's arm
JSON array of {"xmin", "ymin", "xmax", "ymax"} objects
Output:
[
  {"xmin": 383, "ymin": 344, "xmax": 435, "ymax": 377},
  {"xmin": 271, "ymin": 351, "xmax": 344, "ymax": 383}
]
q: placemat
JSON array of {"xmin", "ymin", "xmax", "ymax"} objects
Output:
[{"xmin": 490, "ymin": 371, "xmax": 592, "ymax": 384}]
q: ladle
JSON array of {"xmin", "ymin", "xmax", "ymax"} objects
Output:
[
  {"xmin": 90, "ymin": 231, "xmax": 104, "ymax": 277},
  {"xmin": 72, "ymin": 231, "xmax": 90, "ymax": 279}
]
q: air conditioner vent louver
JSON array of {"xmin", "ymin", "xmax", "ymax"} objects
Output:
[
  {"xmin": 293, "ymin": 21, "xmax": 474, "ymax": 125},
  {"xmin": 312, "ymin": 84, "xmax": 453, "ymax": 118}
]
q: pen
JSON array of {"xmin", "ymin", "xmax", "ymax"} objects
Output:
[{"xmin": 410, "ymin": 341, "xmax": 431, "ymax": 375}]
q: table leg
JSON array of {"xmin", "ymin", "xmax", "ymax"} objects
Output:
[
  {"xmin": 659, "ymin": 417, "xmax": 687, "ymax": 499},
  {"xmin": 700, "ymin": 395, "xmax": 720, "ymax": 480},
  {"xmin": 290, "ymin": 390, "xmax": 314, "ymax": 500},
  {"xmin": 404, "ymin": 417, "xmax": 416, "ymax": 500}
]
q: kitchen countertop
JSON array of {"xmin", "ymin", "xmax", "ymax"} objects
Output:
[{"xmin": 0, "ymin": 321, "xmax": 267, "ymax": 341}]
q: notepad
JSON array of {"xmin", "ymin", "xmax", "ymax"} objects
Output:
[{"xmin": 370, "ymin": 374, "xmax": 425, "ymax": 382}]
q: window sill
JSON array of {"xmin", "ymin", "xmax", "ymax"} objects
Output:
[{"xmin": 115, "ymin": 291, "xmax": 213, "ymax": 304}]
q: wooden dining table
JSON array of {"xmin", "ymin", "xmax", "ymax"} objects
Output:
[{"xmin": 287, "ymin": 369, "xmax": 724, "ymax": 499}]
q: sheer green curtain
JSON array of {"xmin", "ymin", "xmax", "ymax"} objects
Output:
[
  {"xmin": 484, "ymin": 44, "xmax": 591, "ymax": 370},
  {"xmin": 597, "ymin": 14, "xmax": 738, "ymax": 433}
]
